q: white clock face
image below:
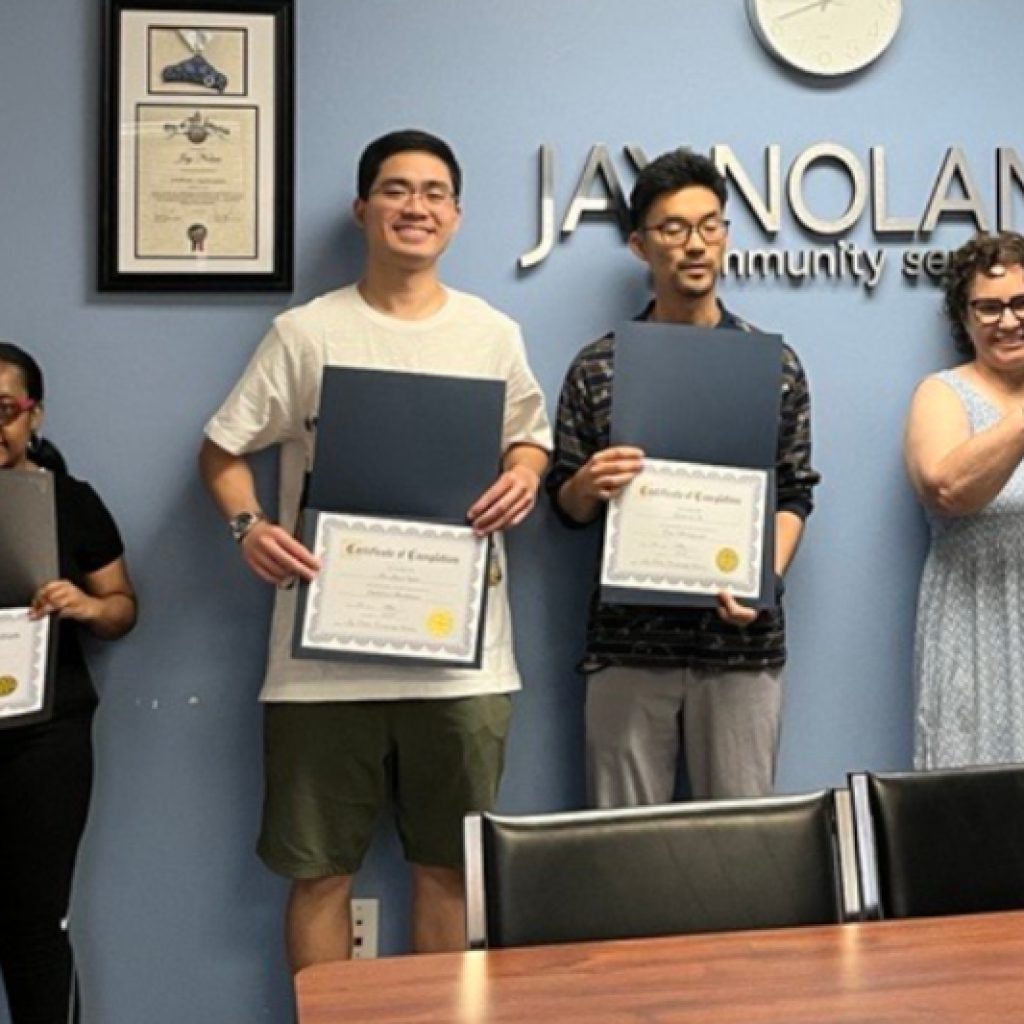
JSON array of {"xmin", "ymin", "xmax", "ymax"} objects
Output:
[{"xmin": 748, "ymin": 0, "xmax": 903, "ymax": 77}]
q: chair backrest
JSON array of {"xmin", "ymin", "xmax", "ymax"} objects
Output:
[
  {"xmin": 850, "ymin": 765, "xmax": 1024, "ymax": 920},
  {"xmin": 464, "ymin": 790, "xmax": 854, "ymax": 949}
]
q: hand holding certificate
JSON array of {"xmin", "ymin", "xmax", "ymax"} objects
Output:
[{"xmin": 602, "ymin": 459, "xmax": 768, "ymax": 600}]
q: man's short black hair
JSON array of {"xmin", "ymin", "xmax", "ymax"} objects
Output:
[
  {"xmin": 356, "ymin": 129, "xmax": 462, "ymax": 200},
  {"xmin": 629, "ymin": 149, "xmax": 728, "ymax": 231}
]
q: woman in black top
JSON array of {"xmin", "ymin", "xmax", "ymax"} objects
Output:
[{"xmin": 0, "ymin": 342, "xmax": 136, "ymax": 1024}]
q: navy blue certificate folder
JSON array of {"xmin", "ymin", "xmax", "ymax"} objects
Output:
[
  {"xmin": 294, "ymin": 368, "xmax": 505, "ymax": 668},
  {"xmin": 611, "ymin": 321, "xmax": 782, "ymax": 464},
  {"xmin": 604, "ymin": 321, "xmax": 784, "ymax": 609},
  {"xmin": 307, "ymin": 367, "xmax": 506, "ymax": 520}
]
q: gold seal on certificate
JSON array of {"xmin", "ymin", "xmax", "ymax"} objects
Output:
[
  {"xmin": 715, "ymin": 547, "xmax": 740, "ymax": 573},
  {"xmin": 426, "ymin": 610, "xmax": 455, "ymax": 638},
  {"xmin": 602, "ymin": 459, "xmax": 768, "ymax": 600},
  {"xmin": 295, "ymin": 514, "xmax": 489, "ymax": 666},
  {"xmin": 0, "ymin": 610, "xmax": 49, "ymax": 723}
]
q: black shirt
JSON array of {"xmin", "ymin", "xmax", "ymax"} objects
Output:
[{"xmin": 52, "ymin": 474, "xmax": 125, "ymax": 714}]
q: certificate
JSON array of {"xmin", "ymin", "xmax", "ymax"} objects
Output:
[
  {"xmin": 602, "ymin": 459, "xmax": 768, "ymax": 600},
  {"xmin": 135, "ymin": 103, "xmax": 258, "ymax": 259},
  {"xmin": 294, "ymin": 514, "xmax": 489, "ymax": 667},
  {"xmin": 0, "ymin": 610, "xmax": 51, "ymax": 726},
  {"xmin": 100, "ymin": 0, "xmax": 294, "ymax": 290}
]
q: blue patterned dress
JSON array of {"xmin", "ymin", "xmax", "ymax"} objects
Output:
[{"xmin": 914, "ymin": 370, "xmax": 1024, "ymax": 768}]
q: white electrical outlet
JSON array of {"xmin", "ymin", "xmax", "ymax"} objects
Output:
[{"xmin": 351, "ymin": 898, "xmax": 379, "ymax": 959}]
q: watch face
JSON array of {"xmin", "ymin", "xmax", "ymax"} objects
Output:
[
  {"xmin": 748, "ymin": 0, "xmax": 902, "ymax": 77},
  {"xmin": 230, "ymin": 511, "xmax": 262, "ymax": 541}
]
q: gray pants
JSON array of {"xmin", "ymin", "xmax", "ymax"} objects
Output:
[{"xmin": 585, "ymin": 664, "xmax": 783, "ymax": 807}]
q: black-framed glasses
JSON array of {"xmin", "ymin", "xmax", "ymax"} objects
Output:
[
  {"xmin": 0, "ymin": 397, "xmax": 35, "ymax": 427},
  {"xmin": 369, "ymin": 181, "xmax": 458, "ymax": 207},
  {"xmin": 969, "ymin": 295, "xmax": 1024, "ymax": 326},
  {"xmin": 642, "ymin": 216, "xmax": 730, "ymax": 246}
]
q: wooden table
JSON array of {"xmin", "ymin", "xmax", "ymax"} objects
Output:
[{"xmin": 296, "ymin": 911, "xmax": 1024, "ymax": 1023}]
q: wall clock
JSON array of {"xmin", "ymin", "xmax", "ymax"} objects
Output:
[{"xmin": 747, "ymin": 0, "xmax": 903, "ymax": 77}]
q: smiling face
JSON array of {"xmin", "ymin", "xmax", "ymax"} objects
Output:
[
  {"xmin": 353, "ymin": 150, "xmax": 461, "ymax": 273},
  {"xmin": 0, "ymin": 361, "xmax": 42, "ymax": 471},
  {"xmin": 628, "ymin": 185, "xmax": 727, "ymax": 303},
  {"xmin": 965, "ymin": 264, "xmax": 1024, "ymax": 376}
]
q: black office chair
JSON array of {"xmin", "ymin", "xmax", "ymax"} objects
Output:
[
  {"xmin": 464, "ymin": 790, "xmax": 859, "ymax": 949},
  {"xmin": 849, "ymin": 764, "xmax": 1024, "ymax": 920}
]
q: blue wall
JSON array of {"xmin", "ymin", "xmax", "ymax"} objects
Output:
[{"xmin": 0, "ymin": 1, "xmax": 1015, "ymax": 1020}]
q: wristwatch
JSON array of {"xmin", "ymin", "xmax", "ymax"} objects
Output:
[{"xmin": 228, "ymin": 510, "xmax": 266, "ymax": 544}]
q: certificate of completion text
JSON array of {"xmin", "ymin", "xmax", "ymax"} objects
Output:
[
  {"xmin": 299, "ymin": 514, "xmax": 488, "ymax": 665},
  {"xmin": 602, "ymin": 459, "xmax": 767, "ymax": 599}
]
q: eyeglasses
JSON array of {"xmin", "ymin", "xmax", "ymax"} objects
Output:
[
  {"xmin": 641, "ymin": 216, "xmax": 730, "ymax": 246},
  {"xmin": 0, "ymin": 397, "xmax": 35, "ymax": 427},
  {"xmin": 969, "ymin": 295, "xmax": 1024, "ymax": 326},
  {"xmin": 369, "ymin": 181, "xmax": 458, "ymax": 208}
]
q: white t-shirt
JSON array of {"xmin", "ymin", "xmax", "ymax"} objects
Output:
[{"xmin": 205, "ymin": 285, "xmax": 552, "ymax": 701}]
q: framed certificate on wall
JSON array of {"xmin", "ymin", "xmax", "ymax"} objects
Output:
[{"xmin": 99, "ymin": 0, "xmax": 294, "ymax": 291}]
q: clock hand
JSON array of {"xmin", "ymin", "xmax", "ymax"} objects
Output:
[{"xmin": 775, "ymin": 0, "xmax": 845, "ymax": 20}]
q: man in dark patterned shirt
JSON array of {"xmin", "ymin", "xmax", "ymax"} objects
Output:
[{"xmin": 547, "ymin": 149, "xmax": 819, "ymax": 807}]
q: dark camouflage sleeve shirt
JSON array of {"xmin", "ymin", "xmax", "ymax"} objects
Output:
[{"xmin": 545, "ymin": 303, "xmax": 820, "ymax": 671}]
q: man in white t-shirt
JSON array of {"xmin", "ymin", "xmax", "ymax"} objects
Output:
[{"xmin": 199, "ymin": 130, "xmax": 551, "ymax": 968}]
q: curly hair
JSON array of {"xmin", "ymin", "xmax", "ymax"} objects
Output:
[{"xmin": 943, "ymin": 231, "xmax": 1024, "ymax": 354}]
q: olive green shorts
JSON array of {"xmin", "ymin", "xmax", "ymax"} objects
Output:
[{"xmin": 257, "ymin": 695, "xmax": 512, "ymax": 879}]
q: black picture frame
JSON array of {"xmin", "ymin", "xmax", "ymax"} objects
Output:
[{"xmin": 99, "ymin": 0, "xmax": 294, "ymax": 291}]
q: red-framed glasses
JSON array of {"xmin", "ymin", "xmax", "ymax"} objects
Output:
[{"xmin": 0, "ymin": 397, "xmax": 36, "ymax": 427}]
